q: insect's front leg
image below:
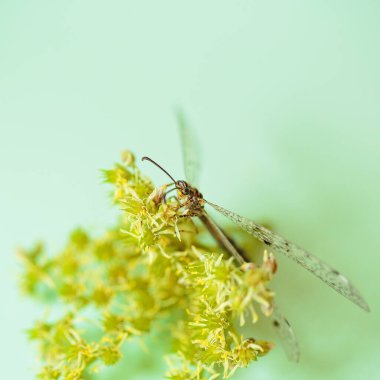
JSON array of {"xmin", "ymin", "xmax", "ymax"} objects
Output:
[
  {"xmin": 177, "ymin": 197, "xmax": 196, "ymax": 217},
  {"xmin": 163, "ymin": 187, "xmax": 178, "ymax": 204},
  {"xmin": 180, "ymin": 200, "xmax": 204, "ymax": 218}
]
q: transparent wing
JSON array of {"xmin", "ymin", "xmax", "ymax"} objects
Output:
[
  {"xmin": 176, "ymin": 109, "xmax": 201, "ymax": 187},
  {"xmin": 206, "ymin": 201, "xmax": 370, "ymax": 312},
  {"xmin": 271, "ymin": 304, "xmax": 300, "ymax": 362}
]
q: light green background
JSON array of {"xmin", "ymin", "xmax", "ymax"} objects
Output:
[{"xmin": 1, "ymin": 1, "xmax": 379, "ymax": 379}]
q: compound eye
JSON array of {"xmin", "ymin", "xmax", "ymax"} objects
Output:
[{"xmin": 176, "ymin": 180, "xmax": 189, "ymax": 195}]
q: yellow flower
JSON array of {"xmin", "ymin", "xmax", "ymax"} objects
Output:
[{"xmin": 19, "ymin": 150, "xmax": 275, "ymax": 379}]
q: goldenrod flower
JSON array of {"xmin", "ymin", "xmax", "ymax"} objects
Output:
[{"xmin": 19, "ymin": 151, "xmax": 275, "ymax": 379}]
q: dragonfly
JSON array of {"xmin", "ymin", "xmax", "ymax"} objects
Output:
[{"xmin": 141, "ymin": 110, "xmax": 369, "ymax": 361}]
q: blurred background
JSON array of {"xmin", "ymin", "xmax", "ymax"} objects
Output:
[{"xmin": 0, "ymin": 1, "xmax": 379, "ymax": 379}]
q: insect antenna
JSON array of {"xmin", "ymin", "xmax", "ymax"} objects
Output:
[{"xmin": 141, "ymin": 156, "xmax": 177, "ymax": 184}]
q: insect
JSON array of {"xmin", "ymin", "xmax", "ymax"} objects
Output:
[{"xmin": 142, "ymin": 110, "xmax": 369, "ymax": 361}]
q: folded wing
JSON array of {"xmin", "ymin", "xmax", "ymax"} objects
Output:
[
  {"xmin": 206, "ymin": 201, "xmax": 370, "ymax": 312},
  {"xmin": 176, "ymin": 109, "xmax": 201, "ymax": 187}
]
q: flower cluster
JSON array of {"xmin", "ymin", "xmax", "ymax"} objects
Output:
[{"xmin": 19, "ymin": 151, "xmax": 276, "ymax": 379}]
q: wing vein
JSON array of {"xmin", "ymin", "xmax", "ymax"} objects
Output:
[{"xmin": 207, "ymin": 201, "xmax": 370, "ymax": 312}]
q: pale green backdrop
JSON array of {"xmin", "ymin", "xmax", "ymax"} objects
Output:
[{"xmin": 0, "ymin": 1, "xmax": 379, "ymax": 379}]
